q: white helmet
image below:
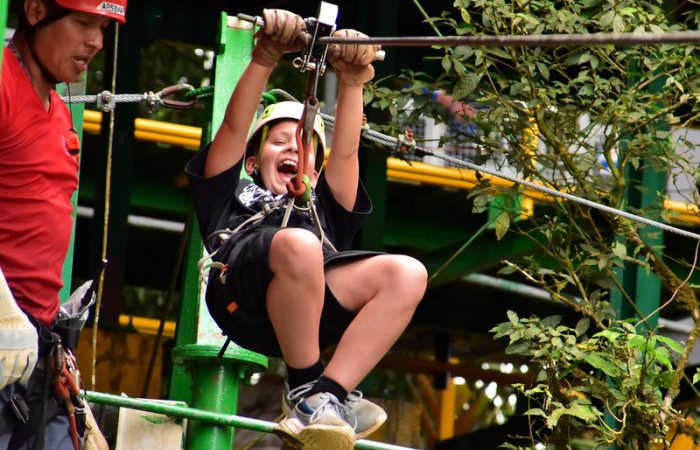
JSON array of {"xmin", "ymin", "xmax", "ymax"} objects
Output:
[{"xmin": 247, "ymin": 101, "xmax": 327, "ymax": 170}]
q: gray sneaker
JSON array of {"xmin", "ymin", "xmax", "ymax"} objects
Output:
[
  {"xmin": 344, "ymin": 390, "xmax": 387, "ymax": 439},
  {"xmin": 282, "ymin": 382, "xmax": 387, "ymax": 440},
  {"xmin": 275, "ymin": 391, "xmax": 356, "ymax": 450}
]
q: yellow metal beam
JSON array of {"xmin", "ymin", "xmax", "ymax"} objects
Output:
[{"xmin": 118, "ymin": 314, "xmax": 175, "ymax": 338}]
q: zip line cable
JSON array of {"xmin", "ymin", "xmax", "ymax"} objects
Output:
[
  {"xmin": 315, "ymin": 110, "xmax": 700, "ymax": 242},
  {"xmin": 320, "ymin": 31, "xmax": 700, "ymax": 48}
]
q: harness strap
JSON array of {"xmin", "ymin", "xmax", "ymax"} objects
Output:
[
  {"xmin": 26, "ymin": 9, "xmax": 72, "ymax": 85},
  {"xmin": 6, "ymin": 315, "xmax": 86, "ymax": 450}
]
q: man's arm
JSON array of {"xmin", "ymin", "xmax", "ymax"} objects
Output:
[
  {"xmin": 324, "ymin": 30, "xmax": 381, "ymax": 211},
  {"xmin": 204, "ymin": 9, "xmax": 308, "ymax": 179}
]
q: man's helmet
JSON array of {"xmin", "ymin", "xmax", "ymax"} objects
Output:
[
  {"xmin": 54, "ymin": 0, "xmax": 127, "ymax": 23},
  {"xmin": 248, "ymin": 101, "xmax": 327, "ymax": 171}
]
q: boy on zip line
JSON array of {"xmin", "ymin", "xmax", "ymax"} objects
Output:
[{"xmin": 186, "ymin": 8, "xmax": 427, "ymax": 450}]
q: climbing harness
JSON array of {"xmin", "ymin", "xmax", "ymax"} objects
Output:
[{"xmin": 61, "ymin": 83, "xmax": 198, "ymax": 113}]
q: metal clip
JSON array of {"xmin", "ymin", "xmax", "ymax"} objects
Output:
[
  {"xmin": 158, "ymin": 83, "xmax": 197, "ymax": 111},
  {"xmin": 293, "ymin": 2, "xmax": 338, "ymax": 75},
  {"xmin": 302, "ymin": 98, "xmax": 321, "ymax": 145},
  {"xmin": 96, "ymin": 90, "xmax": 115, "ymax": 113},
  {"xmin": 395, "ymin": 129, "xmax": 416, "ymax": 154}
]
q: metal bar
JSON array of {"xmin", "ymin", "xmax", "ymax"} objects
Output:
[
  {"xmin": 85, "ymin": 391, "xmax": 418, "ymax": 450},
  {"xmin": 320, "ymin": 31, "xmax": 700, "ymax": 47}
]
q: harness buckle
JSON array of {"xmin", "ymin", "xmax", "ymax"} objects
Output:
[{"xmin": 293, "ymin": 2, "xmax": 338, "ymax": 75}]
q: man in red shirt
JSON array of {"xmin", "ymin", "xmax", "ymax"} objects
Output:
[{"xmin": 0, "ymin": 1, "xmax": 126, "ymax": 448}]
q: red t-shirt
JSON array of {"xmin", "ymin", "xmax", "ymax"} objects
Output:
[{"xmin": 0, "ymin": 47, "xmax": 80, "ymax": 326}]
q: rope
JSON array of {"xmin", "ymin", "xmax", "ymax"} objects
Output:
[
  {"xmin": 91, "ymin": 22, "xmax": 120, "ymax": 391},
  {"xmin": 320, "ymin": 31, "xmax": 700, "ymax": 48}
]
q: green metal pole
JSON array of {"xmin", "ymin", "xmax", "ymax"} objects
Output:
[
  {"xmin": 170, "ymin": 13, "xmax": 267, "ymax": 450},
  {"xmin": 55, "ymin": 80, "xmax": 86, "ymax": 302},
  {"xmin": 86, "ymin": 391, "xmax": 418, "ymax": 450},
  {"xmin": 0, "ymin": 1, "xmax": 6, "ymax": 69}
]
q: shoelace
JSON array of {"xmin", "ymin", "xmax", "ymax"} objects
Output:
[
  {"xmin": 306, "ymin": 393, "xmax": 358, "ymax": 431},
  {"xmin": 345, "ymin": 389, "xmax": 364, "ymax": 405},
  {"xmin": 286, "ymin": 381, "xmax": 315, "ymax": 405},
  {"xmin": 286, "ymin": 383, "xmax": 358, "ymax": 431}
]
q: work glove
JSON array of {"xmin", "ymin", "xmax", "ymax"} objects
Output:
[
  {"xmin": 328, "ymin": 29, "xmax": 381, "ymax": 87},
  {"xmin": 0, "ymin": 267, "xmax": 38, "ymax": 389},
  {"xmin": 252, "ymin": 9, "xmax": 309, "ymax": 67}
]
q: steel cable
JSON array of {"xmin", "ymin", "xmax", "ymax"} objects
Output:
[
  {"xmin": 320, "ymin": 112, "xmax": 700, "ymax": 242},
  {"xmin": 62, "ymin": 93, "xmax": 145, "ymax": 104},
  {"xmin": 320, "ymin": 31, "xmax": 700, "ymax": 48}
]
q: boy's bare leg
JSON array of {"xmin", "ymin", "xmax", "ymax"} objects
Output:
[
  {"xmin": 324, "ymin": 255, "xmax": 427, "ymax": 391},
  {"xmin": 266, "ymin": 228, "xmax": 325, "ymax": 369}
]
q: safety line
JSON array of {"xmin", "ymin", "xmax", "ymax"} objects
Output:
[
  {"xmin": 317, "ymin": 111, "xmax": 700, "ymax": 242},
  {"xmin": 61, "ymin": 83, "xmax": 196, "ymax": 112},
  {"xmin": 91, "ymin": 21, "xmax": 120, "ymax": 391},
  {"xmin": 320, "ymin": 31, "xmax": 700, "ymax": 47},
  {"xmin": 63, "ymin": 93, "xmax": 144, "ymax": 104}
]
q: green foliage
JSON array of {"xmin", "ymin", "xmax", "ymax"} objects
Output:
[
  {"xmin": 366, "ymin": 1, "xmax": 700, "ymax": 445},
  {"xmin": 492, "ymin": 311, "xmax": 685, "ymax": 448}
]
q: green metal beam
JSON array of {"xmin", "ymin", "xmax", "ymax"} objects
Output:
[
  {"xmin": 171, "ymin": 14, "xmax": 268, "ymax": 450},
  {"xmin": 422, "ymin": 231, "xmax": 540, "ymax": 288}
]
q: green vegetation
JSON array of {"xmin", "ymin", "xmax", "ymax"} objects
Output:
[{"xmin": 367, "ymin": 0, "xmax": 700, "ymax": 447}]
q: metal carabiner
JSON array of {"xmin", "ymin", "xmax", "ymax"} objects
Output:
[{"xmin": 157, "ymin": 83, "xmax": 197, "ymax": 111}]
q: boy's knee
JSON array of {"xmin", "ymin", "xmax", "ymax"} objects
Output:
[
  {"xmin": 385, "ymin": 255, "xmax": 428, "ymax": 298},
  {"xmin": 269, "ymin": 228, "xmax": 323, "ymax": 269}
]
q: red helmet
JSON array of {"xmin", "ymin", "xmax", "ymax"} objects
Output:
[{"xmin": 54, "ymin": 0, "xmax": 127, "ymax": 23}]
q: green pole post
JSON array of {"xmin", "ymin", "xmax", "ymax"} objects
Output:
[
  {"xmin": 169, "ymin": 12, "xmax": 267, "ymax": 450},
  {"xmin": 610, "ymin": 69, "xmax": 667, "ymax": 330},
  {"xmin": 0, "ymin": 1, "xmax": 6, "ymax": 68},
  {"xmin": 55, "ymin": 80, "xmax": 86, "ymax": 302}
]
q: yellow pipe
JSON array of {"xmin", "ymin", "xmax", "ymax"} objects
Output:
[
  {"xmin": 134, "ymin": 130, "xmax": 200, "ymax": 149},
  {"xmin": 84, "ymin": 109, "xmax": 102, "ymax": 123},
  {"xmin": 134, "ymin": 117, "xmax": 202, "ymax": 140},
  {"xmin": 118, "ymin": 314, "xmax": 175, "ymax": 338},
  {"xmin": 388, "ymin": 158, "xmax": 700, "ymax": 226},
  {"xmin": 387, "ymin": 158, "xmax": 552, "ymax": 202}
]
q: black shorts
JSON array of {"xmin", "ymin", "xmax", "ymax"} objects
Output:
[{"xmin": 206, "ymin": 225, "xmax": 382, "ymax": 357}]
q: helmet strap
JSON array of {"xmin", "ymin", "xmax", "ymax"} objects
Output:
[
  {"xmin": 27, "ymin": 8, "xmax": 71, "ymax": 85},
  {"xmin": 257, "ymin": 125, "xmax": 269, "ymax": 164}
]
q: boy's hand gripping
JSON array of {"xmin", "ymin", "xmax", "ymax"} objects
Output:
[
  {"xmin": 328, "ymin": 29, "xmax": 382, "ymax": 86},
  {"xmin": 0, "ymin": 267, "xmax": 38, "ymax": 389},
  {"xmin": 252, "ymin": 9, "xmax": 310, "ymax": 67}
]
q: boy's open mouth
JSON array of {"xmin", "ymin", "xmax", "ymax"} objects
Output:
[{"xmin": 278, "ymin": 160, "xmax": 298, "ymax": 174}]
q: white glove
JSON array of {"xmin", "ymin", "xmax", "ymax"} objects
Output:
[{"xmin": 0, "ymin": 266, "xmax": 38, "ymax": 389}]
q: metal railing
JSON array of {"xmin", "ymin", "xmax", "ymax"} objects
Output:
[{"xmin": 86, "ymin": 391, "xmax": 419, "ymax": 450}]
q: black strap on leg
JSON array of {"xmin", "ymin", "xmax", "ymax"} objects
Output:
[{"xmin": 218, "ymin": 337, "xmax": 232, "ymax": 358}]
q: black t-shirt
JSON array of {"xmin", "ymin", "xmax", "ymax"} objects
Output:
[{"xmin": 186, "ymin": 144, "xmax": 373, "ymax": 257}]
